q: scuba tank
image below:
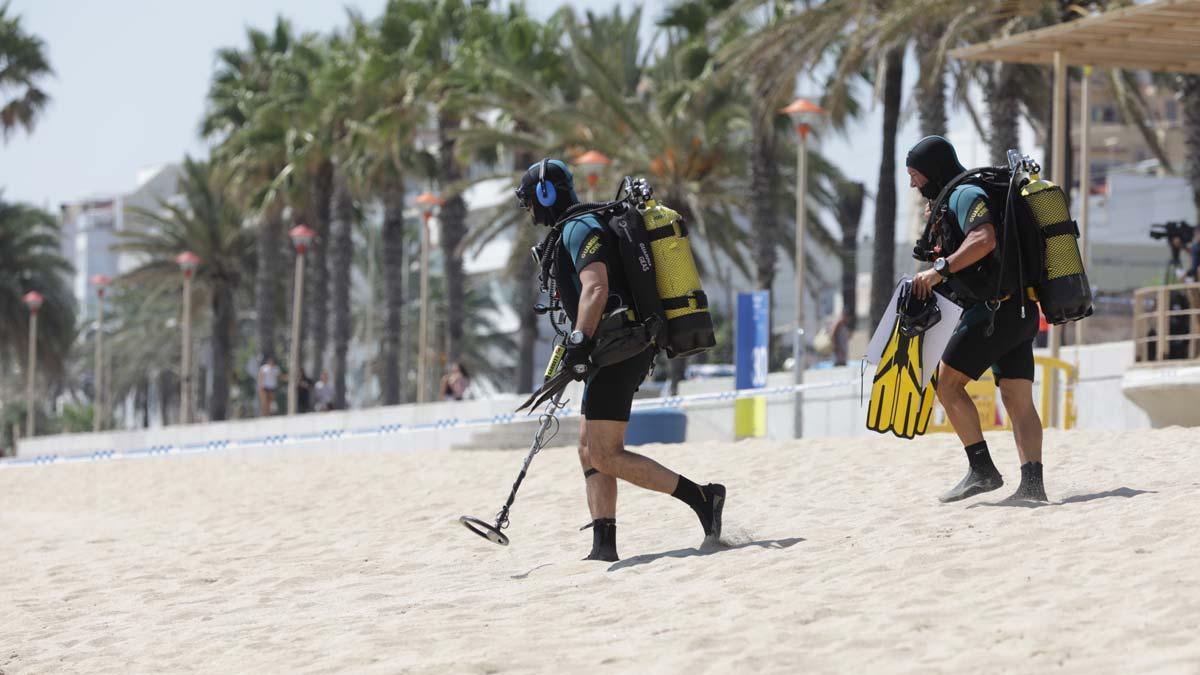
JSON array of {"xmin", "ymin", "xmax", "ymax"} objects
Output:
[
  {"xmin": 637, "ymin": 192, "xmax": 716, "ymax": 358},
  {"xmin": 619, "ymin": 178, "xmax": 715, "ymax": 358},
  {"xmin": 1016, "ymin": 171, "xmax": 1094, "ymax": 324}
]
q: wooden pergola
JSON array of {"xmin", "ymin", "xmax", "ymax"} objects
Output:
[
  {"xmin": 953, "ymin": 0, "xmax": 1200, "ymax": 74},
  {"xmin": 950, "ymin": 0, "xmax": 1200, "ymax": 422}
]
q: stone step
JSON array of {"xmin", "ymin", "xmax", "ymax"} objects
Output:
[{"xmin": 453, "ymin": 416, "xmax": 582, "ymax": 451}]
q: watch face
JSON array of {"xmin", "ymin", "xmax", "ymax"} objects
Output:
[{"xmin": 569, "ymin": 331, "xmax": 584, "ymax": 345}]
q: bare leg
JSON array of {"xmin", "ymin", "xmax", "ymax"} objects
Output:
[
  {"xmin": 999, "ymin": 377, "xmax": 1047, "ymax": 501},
  {"xmin": 999, "ymin": 378, "xmax": 1042, "ymax": 464},
  {"xmin": 586, "ymin": 419, "xmax": 679, "ymax": 505},
  {"xmin": 935, "ymin": 362, "xmax": 983, "ymax": 447},
  {"xmin": 577, "ymin": 419, "xmax": 617, "ymax": 520},
  {"xmin": 936, "ymin": 362, "xmax": 1003, "ymax": 503}
]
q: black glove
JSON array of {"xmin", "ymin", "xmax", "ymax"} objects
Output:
[{"xmin": 562, "ymin": 340, "xmax": 595, "ymax": 381}]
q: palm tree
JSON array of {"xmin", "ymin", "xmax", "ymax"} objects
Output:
[
  {"xmin": 0, "ymin": 2, "xmax": 52, "ymax": 141},
  {"xmin": 451, "ymin": 3, "xmax": 572, "ymax": 393},
  {"xmin": 351, "ymin": 7, "xmax": 430, "ymax": 403},
  {"xmin": 0, "ymin": 196, "xmax": 75, "ymax": 388},
  {"xmin": 381, "ymin": 0, "xmax": 485, "ymax": 368},
  {"xmin": 869, "ymin": 45, "xmax": 904, "ymax": 328},
  {"xmin": 836, "ymin": 179, "xmax": 865, "ymax": 332},
  {"xmin": 201, "ymin": 17, "xmax": 298, "ymax": 366},
  {"xmin": 118, "ymin": 158, "xmax": 254, "ymax": 421}
]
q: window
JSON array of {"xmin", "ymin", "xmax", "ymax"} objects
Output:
[{"xmin": 1165, "ymin": 100, "xmax": 1178, "ymax": 121}]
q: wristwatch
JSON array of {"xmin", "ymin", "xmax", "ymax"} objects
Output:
[
  {"xmin": 933, "ymin": 257, "xmax": 951, "ymax": 278},
  {"xmin": 568, "ymin": 330, "xmax": 588, "ymax": 346}
]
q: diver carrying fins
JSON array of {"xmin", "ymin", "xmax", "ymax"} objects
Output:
[{"xmin": 865, "ymin": 136, "xmax": 1093, "ymax": 505}]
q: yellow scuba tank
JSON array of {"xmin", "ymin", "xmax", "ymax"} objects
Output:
[
  {"xmin": 638, "ymin": 198, "xmax": 716, "ymax": 358},
  {"xmin": 1019, "ymin": 173, "xmax": 1093, "ymax": 323}
]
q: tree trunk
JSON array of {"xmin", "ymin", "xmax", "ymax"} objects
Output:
[
  {"xmin": 438, "ymin": 112, "xmax": 468, "ymax": 366},
  {"xmin": 1183, "ymin": 75, "xmax": 1200, "ymax": 221},
  {"xmin": 209, "ymin": 280, "xmax": 235, "ymax": 421},
  {"xmin": 381, "ymin": 173, "xmax": 406, "ymax": 405},
  {"xmin": 255, "ymin": 202, "xmax": 284, "ymax": 362},
  {"xmin": 330, "ymin": 165, "xmax": 354, "ymax": 409},
  {"xmin": 915, "ymin": 28, "xmax": 947, "ymax": 137},
  {"xmin": 513, "ymin": 146, "xmax": 538, "ymax": 394},
  {"xmin": 158, "ymin": 369, "xmax": 173, "ymax": 427},
  {"xmin": 750, "ymin": 94, "xmax": 780, "ymax": 358},
  {"xmin": 751, "ymin": 103, "xmax": 780, "ymax": 294},
  {"xmin": 987, "ymin": 63, "xmax": 1020, "ymax": 165},
  {"xmin": 837, "ymin": 181, "xmax": 865, "ymax": 332},
  {"xmin": 869, "ymin": 46, "xmax": 905, "ymax": 329},
  {"xmin": 307, "ymin": 159, "xmax": 333, "ymax": 378},
  {"xmin": 137, "ymin": 377, "xmax": 150, "ymax": 428}
]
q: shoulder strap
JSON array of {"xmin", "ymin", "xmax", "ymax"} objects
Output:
[{"xmin": 917, "ymin": 166, "xmax": 1011, "ymax": 254}]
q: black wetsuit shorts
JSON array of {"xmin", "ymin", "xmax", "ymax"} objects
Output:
[
  {"xmin": 581, "ymin": 349, "xmax": 654, "ymax": 422},
  {"xmin": 942, "ymin": 297, "xmax": 1039, "ymax": 382}
]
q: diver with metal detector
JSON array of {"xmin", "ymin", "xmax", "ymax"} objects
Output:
[
  {"xmin": 491, "ymin": 158, "xmax": 724, "ymax": 562},
  {"xmin": 868, "ymin": 135, "xmax": 1092, "ymax": 504}
]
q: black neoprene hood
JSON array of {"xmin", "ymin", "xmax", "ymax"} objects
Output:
[{"xmin": 906, "ymin": 135, "xmax": 967, "ymax": 200}]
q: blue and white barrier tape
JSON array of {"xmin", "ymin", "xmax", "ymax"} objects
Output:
[{"xmin": 0, "ymin": 379, "xmax": 854, "ymax": 470}]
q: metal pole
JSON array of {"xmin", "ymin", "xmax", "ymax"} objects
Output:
[
  {"xmin": 181, "ymin": 274, "xmax": 193, "ymax": 423},
  {"xmin": 25, "ymin": 310, "xmax": 38, "ymax": 437},
  {"xmin": 94, "ymin": 293, "xmax": 105, "ymax": 432},
  {"xmin": 1076, "ymin": 66, "xmax": 1092, "ymax": 351},
  {"xmin": 417, "ymin": 212, "xmax": 432, "ymax": 404},
  {"xmin": 793, "ymin": 125, "xmax": 809, "ymax": 439},
  {"xmin": 1048, "ymin": 52, "xmax": 1067, "ymax": 426},
  {"xmin": 288, "ymin": 252, "xmax": 305, "ymax": 416}
]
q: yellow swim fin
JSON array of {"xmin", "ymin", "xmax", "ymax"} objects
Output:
[{"xmin": 866, "ymin": 317, "xmax": 936, "ymax": 439}]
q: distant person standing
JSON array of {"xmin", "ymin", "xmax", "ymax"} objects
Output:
[
  {"xmin": 313, "ymin": 370, "xmax": 334, "ymax": 412},
  {"xmin": 257, "ymin": 356, "xmax": 281, "ymax": 416},
  {"xmin": 439, "ymin": 362, "xmax": 471, "ymax": 401},
  {"xmin": 296, "ymin": 369, "xmax": 314, "ymax": 413}
]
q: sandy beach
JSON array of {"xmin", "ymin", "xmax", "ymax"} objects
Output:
[{"xmin": 2, "ymin": 426, "xmax": 1199, "ymax": 674}]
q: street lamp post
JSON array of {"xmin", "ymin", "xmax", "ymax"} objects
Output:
[
  {"xmin": 287, "ymin": 226, "xmax": 315, "ymax": 416},
  {"xmin": 574, "ymin": 150, "xmax": 611, "ymax": 203},
  {"xmin": 91, "ymin": 274, "xmax": 111, "ymax": 432},
  {"xmin": 22, "ymin": 291, "xmax": 44, "ymax": 437},
  {"xmin": 781, "ymin": 97, "xmax": 826, "ymax": 439},
  {"xmin": 415, "ymin": 192, "xmax": 443, "ymax": 404},
  {"xmin": 176, "ymin": 252, "xmax": 201, "ymax": 423}
]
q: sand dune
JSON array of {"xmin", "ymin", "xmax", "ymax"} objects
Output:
[{"xmin": 2, "ymin": 427, "xmax": 1199, "ymax": 674}]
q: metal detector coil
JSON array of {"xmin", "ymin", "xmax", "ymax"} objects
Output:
[{"xmin": 459, "ymin": 390, "xmax": 567, "ymax": 547}]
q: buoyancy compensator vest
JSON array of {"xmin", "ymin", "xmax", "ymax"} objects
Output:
[
  {"xmin": 914, "ymin": 152, "xmax": 1093, "ymax": 324},
  {"xmin": 534, "ymin": 177, "xmax": 716, "ymax": 359}
]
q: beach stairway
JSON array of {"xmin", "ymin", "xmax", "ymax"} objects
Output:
[{"xmin": 452, "ymin": 415, "xmax": 582, "ymax": 451}]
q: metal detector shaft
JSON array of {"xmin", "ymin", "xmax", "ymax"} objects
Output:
[{"xmin": 494, "ymin": 390, "xmax": 564, "ymax": 530}]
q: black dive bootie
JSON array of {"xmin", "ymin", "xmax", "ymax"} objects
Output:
[
  {"xmin": 1006, "ymin": 462, "xmax": 1048, "ymax": 502},
  {"xmin": 584, "ymin": 518, "xmax": 618, "ymax": 562},
  {"xmin": 939, "ymin": 443, "xmax": 1004, "ymax": 503}
]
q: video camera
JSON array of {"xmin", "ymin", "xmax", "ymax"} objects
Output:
[{"xmin": 1149, "ymin": 220, "xmax": 1194, "ymax": 243}]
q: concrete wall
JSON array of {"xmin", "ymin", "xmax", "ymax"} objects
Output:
[
  {"xmin": 15, "ymin": 342, "xmax": 1147, "ymax": 461},
  {"xmin": 674, "ymin": 340, "xmax": 1150, "ymax": 442}
]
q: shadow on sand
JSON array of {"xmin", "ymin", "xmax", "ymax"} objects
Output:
[
  {"xmin": 967, "ymin": 486, "xmax": 1157, "ymax": 510},
  {"xmin": 607, "ymin": 537, "xmax": 806, "ymax": 572}
]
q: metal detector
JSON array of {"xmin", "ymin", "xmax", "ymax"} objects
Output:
[{"xmin": 459, "ymin": 389, "xmax": 568, "ymax": 546}]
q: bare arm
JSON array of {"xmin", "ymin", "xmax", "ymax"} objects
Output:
[
  {"xmin": 575, "ymin": 261, "xmax": 608, "ymax": 338},
  {"xmin": 912, "ymin": 222, "xmax": 998, "ymax": 299},
  {"xmin": 946, "ymin": 222, "xmax": 997, "ymax": 272}
]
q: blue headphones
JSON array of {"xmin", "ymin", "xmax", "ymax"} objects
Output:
[{"xmin": 535, "ymin": 158, "xmax": 557, "ymax": 207}]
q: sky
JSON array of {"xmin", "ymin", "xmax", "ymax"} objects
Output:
[{"xmin": 1, "ymin": 0, "xmax": 1012, "ymax": 239}]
